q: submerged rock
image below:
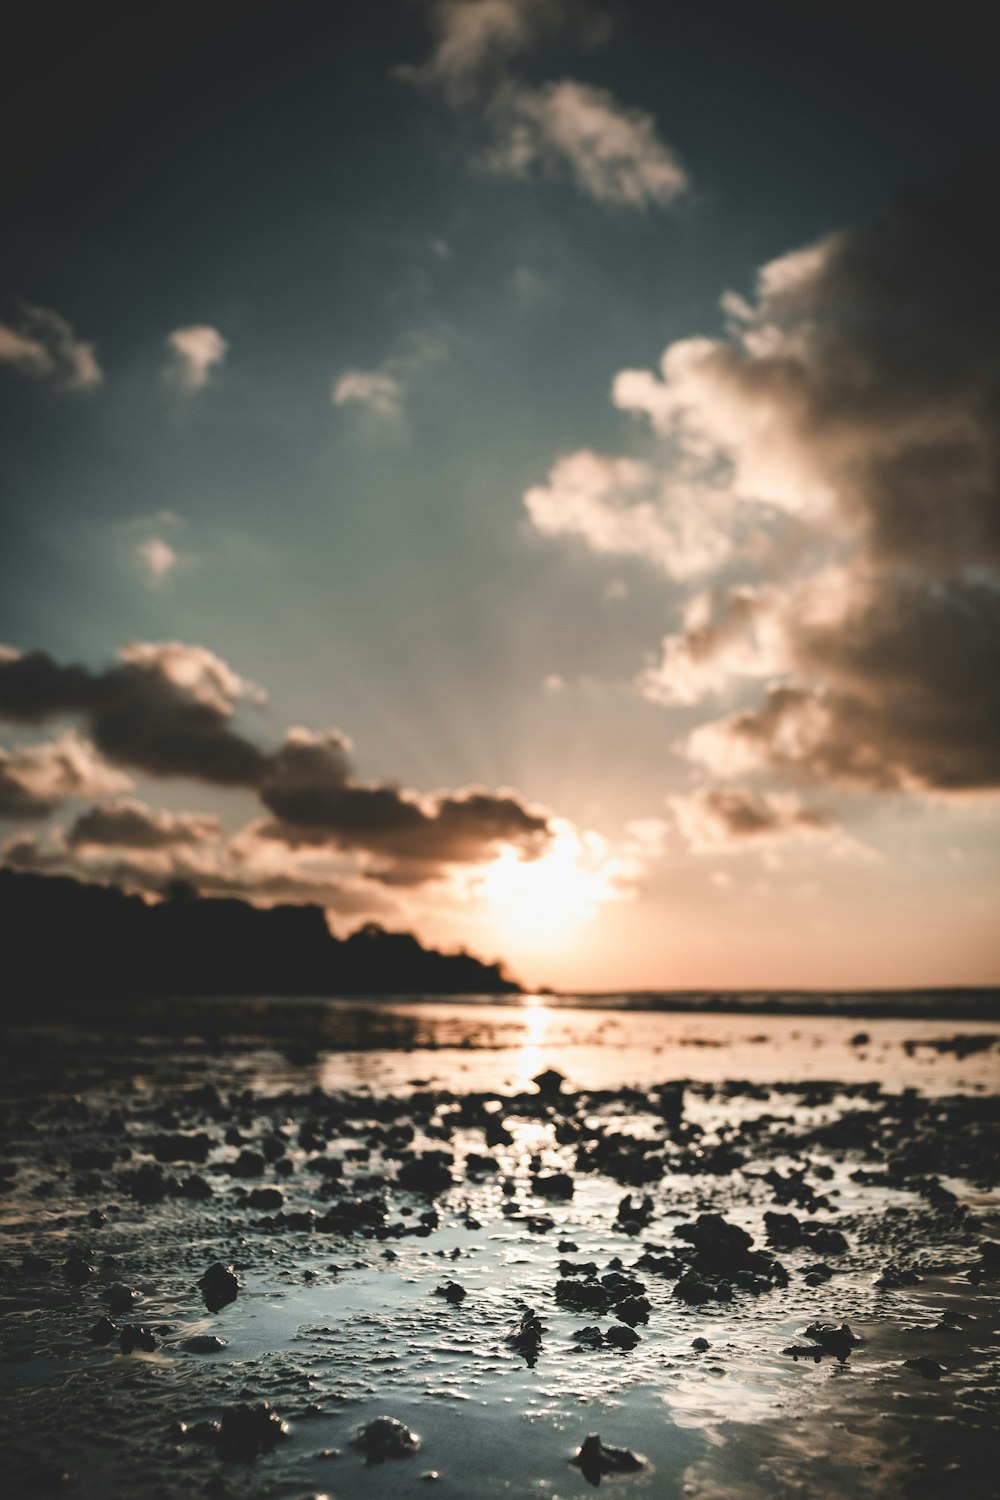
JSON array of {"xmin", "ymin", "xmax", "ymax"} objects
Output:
[
  {"xmin": 506, "ymin": 1308, "xmax": 544, "ymax": 1365},
  {"xmin": 903, "ymin": 1357, "xmax": 945, "ymax": 1379},
  {"xmin": 804, "ymin": 1321, "xmax": 862, "ymax": 1361},
  {"xmin": 200, "ymin": 1262, "xmax": 239, "ymax": 1312},
  {"xmin": 434, "ymin": 1279, "xmax": 467, "ymax": 1304},
  {"xmin": 351, "ymin": 1415, "xmax": 421, "ymax": 1464},
  {"xmin": 119, "ymin": 1323, "xmax": 157, "ymax": 1353},
  {"xmin": 182, "ymin": 1334, "xmax": 228, "ymax": 1352},
  {"xmin": 216, "ymin": 1402, "xmax": 288, "ymax": 1461},
  {"xmin": 570, "ymin": 1433, "xmax": 646, "ymax": 1485}
]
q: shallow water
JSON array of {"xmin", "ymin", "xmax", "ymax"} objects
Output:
[{"xmin": 1, "ymin": 1001, "xmax": 998, "ymax": 1498}]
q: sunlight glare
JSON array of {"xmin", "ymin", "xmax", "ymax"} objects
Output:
[{"xmin": 477, "ymin": 823, "xmax": 620, "ymax": 950}]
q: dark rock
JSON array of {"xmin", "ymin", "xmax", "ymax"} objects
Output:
[
  {"xmin": 603, "ymin": 1325, "xmax": 640, "ymax": 1350},
  {"xmin": 247, "ymin": 1187, "xmax": 284, "ymax": 1210},
  {"xmin": 506, "ymin": 1308, "xmax": 544, "ymax": 1365},
  {"xmin": 434, "ymin": 1280, "xmax": 467, "ymax": 1304},
  {"xmin": 88, "ymin": 1315, "xmax": 118, "ymax": 1345},
  {"xmin": 148, "ymin": 1132, "xmax": 212, "ymax": 1164},
  {"xmin": 228, "ymin": 1149, "xmax": 265, "ymax": 1178},
  {"xmin": 63, "ymin": 1252, "xmax": 94, "ymax": 1285},
  {"xmin": 351, "ymin": 1415, "xmax": 421, "ymax": 1464},
  {"xmin": 533, "ymin": 1171, "xmax": 574, "ymax": 1200},
  {"xmin": 614, "ymin": 1295, "xmax": 651, "ymax": 1325},
  {"xmin": 119, "ymin": 1323, "xmax": 157, "ymax": 1353},
  {"xmin": 124, "ymin": 1164, "xmax": 169, "ymax": 1203},
  {"xmin": 106, "ymin": 1283, "xmax": 137, "ymax": 1314},
  {"xmin": 675, "ymin": 1214, "xmax": 752, "ymax": 1268},
  {"xmin": 556, "ymin": 1278, "xmax": 614, "ymax": 1313},
  {"xmin": 182, "ymin": 1335, "xmax": 228, "ymax": 1353},
  {"xmin": 783, "ymin": 1342, "xmax": 824, "ymax": 1363},
  {"xmin": 217, "ymin": 1402, "xmax": 288, "ymax": 1461},
  {"xmin": 571, "ymin": 1326, "xmax": 604, "ymax": 1348},
  {"xmin": 200, "ymin": 1262, "xmax": 239, "ymax": 1312},
  {"xmin": 903, "ymin": 1357, "xmax": 945, "ymax": 1379},
  {"xmin": 559, "ymin": 1260, "xmax": 598, "ymax": 1278},
  {"xmin": 397, "ymin": 1152, "xmax": 454, "ymax": 1195},
  {"xmin": 178, "ymin": 1173, "xmax": 213, "ymax": 1200},
  {"xmin": 571, "ymin": 1433, "xmax": 645, "ymax": 1484},
  {"xmin": 804, "ymin": 1321, "xmax": 862, "ymax": 1361},
  {"xmin": 673, "ymin": 1270, "xmax": 732, "ymax": 1305},
  {"xmin": 533, "ymin": 1068, "xmax": 565, "ymax": 1097},
  {"xmin": 691, "ymin": 1337, "xmax": 710, "ymax": 1351}
]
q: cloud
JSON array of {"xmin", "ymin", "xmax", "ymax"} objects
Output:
[
  {"xmin": 332, "ymin": 369, "xmax": 404, "ymax": 418},
  {"xmin": 0, "ymin": 644, "xmax": 557, "ymax": 882},
  {"xmin": 491, "ymin": 79, "xmax": 687, "ymax": 209},
  {"xmin": 0, "ymin": 734, "xmax": 132, "ymax": 819},
  {"xmin": 66, "ymin": 799, "xmax": 223, "ymax": 850},
  {"xmin": 258, "ymin": 727, "xmax": 553, "ymax": 876},
  {"xmin": 669, "ymin": 785, "xmax": 842, "ymax": 853},
  {"xmin": 135, "ymin": 537, "xmax": 180, "ymax": 585},
  {"xmin": 163, "ymin": 325, "xmax": 228, "ymax": 392},
  {"xmin": 0, "ymin": 642, "xmax": 267, "ymax": 787},
  {"xmin": 0, "ymin": 303, "xmax": 102, "ymax": 390},
  {"xmin": 524, "ymin": 449, "xmax": 733, "ymax": 579},
  {"xmin": 404, "ymin": 0, "xmax": 687, "ymax": 210},
  {"xmin": 526, "ymin": 164, "xmax": 1000, "ymax": 799},
  {"xmin": 684, "ymin": 571, "xmax": 1000, "ymax": 794}
]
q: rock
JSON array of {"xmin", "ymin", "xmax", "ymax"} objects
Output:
[
  {"xmin": 200, "ymin": 1262, "xmax": 239, "ymax": 1312},
  {"xmin": 397, "ymin": 1152, "xmax": 454, "ymax": 1195},
  {"xmin": 873, "ymin": 1263, "xmax": 922, "ymax": 1289},
  {"xmin": 532, "ymin": 1068, "xmax": 565, "ymax": 1097},
  {"xmin": 783, "ymin": 1342, "xmax": 824, "ymax": 1363},
  {"xmin": 675, "ymin": 1214, "xmax": 752, "ymax": 1268},
  {"xmin": 228, "ymin": 1149, "xmax": 265, "ymax": 1178},
  {"xmin": 351, "ymin": 1416, "xmax": 421, "ymax": 1464},
  {"xmin": 673, "ymin": 1270, "xmax": 732, "ymax": 1305},
  {"xmin": 124, "ymin": 1164, "xmax": 169, "ymax": 1203},
  {"xmin": 119, "ymin": 1323, "xmax": 157, "ymax": 1353},
  {"xmin": 148, "ymin": 1132, "xmax": 212, "ymax": 1164},
  {"xmin": 506, "ymin": 1308, "xmax": 544, "ymax": 1365},
  {"xmin": 691, "ymin": 1336, "xmax": 710, "ymax": 1351},
  {"xmin": 604, "ymin": 1325, "xmax": 640, "ymax": 1350},
  {"xmin": 803, "ymin": 1321, "xmax": 862, "ymax": 1361},
  {"xmin": 216, "ymin": 1402, "xmax": 288, "ymax": 1461},
  {"xmin": 182, "ymin": 1335, "xmax": 228, "ymax": 1353},
  {"xmin": 556, "ymin": 1278, "xmax": 614, "ymax": 1313},
  {"xmin": 63, "ymin": 1252, "xmax": 95, "ymax": 1284},
  {"xmin": 87, "ymin": 1315, "xmax": 118, "ymax": 1345},
  {"xmin": 571, "ymin": 1434, "xmax": 646, "ymax": 1484},
  {"xmin": 533, "ymin": 1171, "xmax": 574, "ymax": 1200},
  {"xmin": 613, "ymin": 1295, "xmax": 651, "ymax": 1326},
  {"xmin": 247, "ymin": 1187, "xmax": 284, "ymax": 1210},
  {"xmin": 106, "ymin": 1283, "xmax": 137, "ymax": 1315},
  {"xmin": 434, "ymin": 1280, "xmax": 467, "ymax": 1304},
  {"xmin": 178, "ymin": 1173, "xmax": 213, "ymax": 1200},
  {"xmin": 903, "ymin": 1357, "xmax": 945, "ymax": 1379}
]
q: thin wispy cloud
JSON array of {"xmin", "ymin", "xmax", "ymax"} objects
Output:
[
  {"xmin": 134, "ymin": 536, "xmax": 181, "ymax": 586},
  {"xmin": 0, "ymin": 304, "xmax": 102, "ymax": 390},
  {"xmin": 404, "ymin": 0, "xmax": 688, "ymax": 210}
]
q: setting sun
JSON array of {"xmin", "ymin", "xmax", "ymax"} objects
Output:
[{"xmin": 477, "ymin": 825, "xmax": 621, "ymax": 949}]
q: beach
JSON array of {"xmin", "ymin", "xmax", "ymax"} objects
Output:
[{"xmin": 1, "ymin": 997, "xmax": 998, "ymax": 1498}]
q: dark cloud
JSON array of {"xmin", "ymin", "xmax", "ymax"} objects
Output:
[
  {"xmin": 0, "ymin": 643, "xmax": 266, "ymax": 787},
  {"xmin": 695, "ymin": 575, "xmax": 1000, "ymax": 793},
  {"xmin": 67, "ymin": 800, "xmax": 224, "ymax": 850},
  {"xmin": 259, "ymin": 728, "xmax": 553, "ymax": 869},
  {"xmin": 1, "ymin": 649, "xmax": 555, "ymax": 878}
]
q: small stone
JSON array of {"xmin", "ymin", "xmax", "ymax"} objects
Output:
[
  {"xmin": 182, "ymin": 1335, "xmax": 228, "ymax": 1353},
  {"xmin": 351, "ymin": 1416, "xmax": 421, "ymax": 1464},
  {"xmin": 691, "ymin": 1337, "xmax": 710, "ymax": 1351},
  {"xmin": 904, "ymin": 1357, "xmax": 945, "ymax": 1379},
  {"xmin": 571, "ymin": 1434, "xmax": 645, "ymax": 1484},
  {"xmin": 200, "ymin": 1262, "xmax": 239, "ymax": 1312}
]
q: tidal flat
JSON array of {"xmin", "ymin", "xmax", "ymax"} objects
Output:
[{"xmin": 1, "ymin": 1001, "xmax": 998, "ymax": 1499}]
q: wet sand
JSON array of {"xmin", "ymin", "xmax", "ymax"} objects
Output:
[{"xmin": 1, "ymin": 1002, "xmax": 998, "ymax": 1498}]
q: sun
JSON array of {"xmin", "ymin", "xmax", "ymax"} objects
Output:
[{"xmin": 477, "ymin": 824, "xmax": 619, "ymax": 950}]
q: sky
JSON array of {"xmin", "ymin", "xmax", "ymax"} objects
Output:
[{"xmin": 1, "ymin": 0, "xmax": 998, "ymax": 991}]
